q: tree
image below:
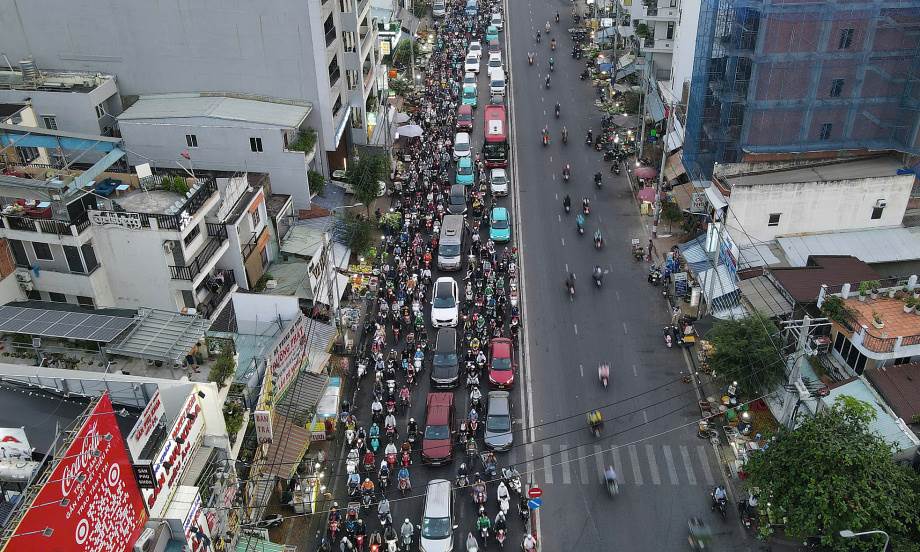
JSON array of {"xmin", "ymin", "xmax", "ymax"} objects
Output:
[
  {"xmin": 392, "ymin": 39, "xmax": 417, "ymax": 69},
  {"xmin": 705, "ymin": 312, "xmax": 784, "ymax": 396},
  {"xmin": 344, "ymin": 153, "xmax": 389, "ymax": 216},
  {"xmin": 659, "ymin": 200, "xmax": 683, "ymax": 232},
  {"xmin": 746, "ymin": 396, "xmax": 920, "ymax": 550},
  {"xmin": 340, "ymin": 212, "xmax": 374, "ymax": 256},
  {"xmin": 308, "ymin": 170, "xmax": 326, "ymax": 196}
]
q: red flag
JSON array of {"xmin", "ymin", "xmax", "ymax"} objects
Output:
[{"xmin": 180, "ymin": 150, "xmax": 191, "ymax": 160}]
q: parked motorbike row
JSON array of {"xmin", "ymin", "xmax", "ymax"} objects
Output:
[{"xmin": 322, "ymin": 1, "xmax": 536, "ymax": 551}]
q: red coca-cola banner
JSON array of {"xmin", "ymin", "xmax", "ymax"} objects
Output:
[{"xmin": 5, "ymin": 393, "xmax": 146, "ymax": 552}]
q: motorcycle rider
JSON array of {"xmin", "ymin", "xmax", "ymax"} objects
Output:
[
  {"xmin": 470, "ymin": 385, "xmax": 483, "ymax": 410},
  {"xmin": 361, "ymin": 478, "xmax": 376, "ymax": 495},
  {"xmin": 555, "ymin": 11, "xmax": 560, "ymax": 22},
  {"xmin": 407, "ymin": 417, "xmax": 419, "ymax": 439},
  {"xmin": 522, "ymin": 534, "xmax": 537, "ymax": 551},
  {"xmin": 711, "ymin": 485, "xmax": 727, "ymax": 510},
  {"xmin": 593, "ymin": 264, "xmax": 603, "ymax": 283},
  {"xmin": 378, "ymin": 498, "xmax": 392, "ymax": 526},
  {"xmin": 397, "ymin": 465, "xmax": 411, "ymax": 489},
  {"xmin": 494, "ymin": 510, "xmax": 507, "ymax": 533},
  {"xmin": 554, "ymin": 102, "xmax": 560, "ymax": 117},
  {"xmin": 476, "ymin": 509, "xmax": 492, "ymax": 536},
  {"xmin": 586, "ymin": 129, "xmax": 593, "ymax": 144},
  {"xmin": 528, "ymin": 51, "xmax": 534, "ymax": 64},
  {"xmin": 605, "ymin": 465, "xmax": 618, "ymax": 493},
  {"xmin": 594, "ymin": 171, "xmax": 602, "ymax": 186},
  {"xmin": 562, "ymin": 163, "xmax": 570, "ymax": 180},
  {"xmin": 549, "ymin": 58, "xmax": 555, "ymax": 72},
  {"xmin": 400, "ymin": 518, "xmax": 414, "ymax": 545},
  {"xmin": 457, "ymin": 462, "xmax": 469, "ymax": 486},
  {"xmin": 587, "ymin": 409, "xmax": 603, "ymax": 431},
  {"xmin": 563, "ymin": 194, "xmax": 571, "ymax": 211},
  {"xmin": 561, "ymin": 125, "xmax": 568, "ymax": 143},
  {"xmin": 545, "ymin": 75, "xmax": 551, "ymax": 88},
  {"xmin": 576, "ymin": 213, "xmax": 585, "ymax": 232},
  {"xmin": 582, "ymin": 197, "xmax": 591, "ymax": 213},
  {"xmin": 594, "ymin": 229, "xmax": 603, "ymax": 247},
  {"xmin": 565, "ymin": 272, "xmax": 576, "ymax": 294}
]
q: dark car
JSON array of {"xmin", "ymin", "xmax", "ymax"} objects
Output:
[
  {"xmin": 422, "ymin": 393, "xmax": 455, "ymax": 465},
  {"xmin": 484, "ymin": 391, "xmax": 513, "ymax": 451},
  {"xmin": 457, "ymin": 104, "xmax": 474, "ymax": 131},
  {"xmin": 448, "ymin": 184, "xmax": 467, "ymax": 215},
  {"xmin": 431, "ymin": 328, "xmax": 460, "ymax": 388}
]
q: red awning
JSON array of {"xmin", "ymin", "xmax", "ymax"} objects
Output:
[{"xmin": 638, "ymin": 187, "xmax": 657, "ymax": 203}]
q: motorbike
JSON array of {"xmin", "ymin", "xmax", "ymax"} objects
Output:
[
  {"xmin": 664, "ymin": 327, "xmax": 673, "ymax": 348},
  {"xmin": 593, "ymin": 268, "xmax": 603, "ymax": 287},
  {"xmin": 594, "ymin": 173, "xmax": 602, "ymax": 189},
  {"xmin": 711, "ymin": 488, "xmax": 728, "ymax": 520},
  {"xmin": 472, "ymin": 482, "xmax": 487, "ymax": 505},
  {"xmin": 585, "ymin": 132, "xmax": 593, "ymax": 145},
  {"xmin": 357, "ymin": 358, "xmax": 367, "ymax": 379},
  {"xmin": 613, "ymin": 163, "xmax": 621, "ymax": 175},
  {"xmin": 502, "ymin": 467, "xmax": 523, "ymax": 495},
  {"xmin": 398, "ymin": 474, "xmax": 411, "ymax": 496},
  {"xmin": 562, "ymin": 164, "xmax": 570, "ymax": 181},
  {"xmin": 554, "ymin": 104, "xmax": 560, "ymax": 117},
  {"xmin": 545, "ymin": 76, "xmax": 550, "ymax": 89},
  {"xmin": 648, "ymin": 266, "xmax": 662, "ymax": 286},
  {"xmin": 528, "ymin": 53, "xmax": 534, "ymax": 65},
  {"xmin": 598, "ymin": 364, "xmax": 609, "ymax": 388},
  {"xmin": 594, "ymin": 234, "xmax": 603, "ymax": 249},
  {"xmin": 583, "ymin": 203, "xmax": 591, "ymax": 215},
  {"xmin": 467, "ymin": 533, "xmax": 480, "ymax": 552},
  {"xmin": 496, "ymin": 527, "xmax": 507, "ymax": 549},
  {"xmin": 542, "ymin": 132, "xmax": 549, "ymax": 146},
  {"xmin": 497, "ymin": 482, "xmax": 511, "ymax": 515}
]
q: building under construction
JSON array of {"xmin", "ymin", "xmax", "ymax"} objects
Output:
[{"xmin": 683, "ymin": 0, "xmax": 920, "ymax": 178}]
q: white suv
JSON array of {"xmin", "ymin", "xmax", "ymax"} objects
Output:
[{"xmin": 431, "ymin": 277, "xmax": 459, "ymax": 328}]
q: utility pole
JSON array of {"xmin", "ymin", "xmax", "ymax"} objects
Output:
[
  {"xmin": 408, "ymin": 0, "xmax": 416, "ymax": 92},
  {"xmin": 652, "ymin": 101, "xmax": 673, "ymax": 238},
  {"xmin": 778, "ymin": 316, "xmax": 830, "ymax": 428},
  {"xmin": 637, "ymin": 59, "xmax": 648, "ymax": 161}
]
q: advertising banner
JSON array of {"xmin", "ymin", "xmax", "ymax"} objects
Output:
[
  {"xmin": 268, "ymin": 314, "xmax": 308, "ymax": 397},
  {"xmin": 0, "ymin": 428, "xmax": 32, "ymax": 459},
  {"xmin": 253, "ymin": 410, "xmax": 273, "ymax": 444},
  {"xmin": 126, "ymin": 389, "xmax": 165, "ymax": 460},
  {"xmin": 4, "ymin": 393, "xmax": 146, "ymax": 552}
]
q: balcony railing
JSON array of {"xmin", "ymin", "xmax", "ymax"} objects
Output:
[
  {"xmin": 169, "ymin": 236, "xmax": 227, "ymax": 281},
  {"xmin": 241, "ymin": 228, "xmax": 268, "ymax": 260},
  {"xmin": 0, "ymin": 212, "xmax": 92, "ymax": 237},
  {"xmin": 206, "ymin": 222, "xmax": 227, "ymax": 239},
  {"xmin": 197, "ymin": 270, "xmax": 237, "ymax": 318}
]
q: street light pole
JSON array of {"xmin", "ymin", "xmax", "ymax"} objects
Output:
[{"xmin": 839, "ymin": 529, "xmax": 890, "ymax": 552}]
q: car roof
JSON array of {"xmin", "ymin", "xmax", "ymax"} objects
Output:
[
  {"xmin": 458, "ymin": 156, "xmax": 472, "ymax": 166},
  {"xmin": 492, "ymin": 207, "xmax": 508, "ymax": 217},
  {"xmin": 435, "ymin": 276, "xmax": 455, "ymax": 285},
  {"xmin": 455, "ymin": 132, "xmax": 470, "ymax": 142},
  {"xmin": 435, "ymin": 328, "xmax": 457, "ymax": 350},
  {"xmin": 490, "ymin": 168, "xmax": 507, "ymax": 176},
  {"xmin": 458, "ymin": 104, "xmax": 473, "ymax": 114},
  {"xmin": 470, "ymin": 40, "xmax": 482, "ymax": 47},
  {"xmin": 488, "ymin": 391, "xmax": 510, "ymax": 414},
  {"xmin": 427, "ymin": 392, "xmax": 453, "ymax": 423},
  {"xmin": 489, "ymin": 39, "xmax": 500, "ymax": 46},
  {"xmin": 425, "ymin": 479, "xmax": 452, "ymax": 515},
  {"xmin": 491, "ymin": 337, "xmax": 512, "ymax": 354}
]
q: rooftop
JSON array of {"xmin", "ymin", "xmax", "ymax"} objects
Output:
[
  {"xmin": 119, "ymin": 93, "xmax": 312, "ymax": 128},
  {"xmin": 820, "ymin": 377, "xmax": 919, "ymax": 452},
  {"xmin": 0, "ymin": 68, "xmax": 115, "ymax": 94},
  {"xmin": 265, "ymin": 193, "xmax": 293, "ymax": 218},
  {"xmin": 718, "ymin": 156, "xmax": 909, "ymax": 188},
  {"xmin": 865, "ymin": 363, "xmax": 920, "ymax": 423},
  {"xmin": 117, "ymin": 188, "xmax": 187, "ymax": 213},
  {"xmin": 771, "ymin": 256, "xmax": 881, "ymax": 303},
  {"xmin": 844, "ymin": 296, "xmax": 920, "ymax": 339},
  {"xmin": 777, "ymin": 227, "xmax": 920, "ymax": 267},
  {"xmin": 0, "ymin": 103, "xmax": 25, "ymax": 120}
]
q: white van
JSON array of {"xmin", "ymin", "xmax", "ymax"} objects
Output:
[
  {"xmin": 432, "ymin": 0, "xmax": 446, "ymax": 17},
  {"xmin": 419, "ymin": 479, "xmax": 456, "ymax": 552},
  {"xmin": 437, "ymin": 215, "xmax": 465, "ymax": 271},
  {"xmin": 489, "ymin": 69, "xmax": 506, "ymax": 96}
]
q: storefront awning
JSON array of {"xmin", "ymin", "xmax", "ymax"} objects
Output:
[
  {"xmin": 263, "ymin": 413, "xmax": 311, "ymax": 479},
  {"xmin": 698, "ymin": 265, "xmax": 745, "ymax": 319},
  {"xmin": 704, "ymin": 185, "xmax": 728, "ymax": 211},
  {"xmin": 665, "ymin": 118, "xmax": 684, "ymax": 153},
  {"xmin": 663, "ymin": 152, "xmax": 687, "ymax": 182}
]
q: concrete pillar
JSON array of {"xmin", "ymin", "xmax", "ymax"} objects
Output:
[
  {"xmin": 817, "ymin": 284, "xmax": 828, "ymax": 307},
  {"xmin": 908, "ymin": 275, "xmax": 918, "ymax": 291},
  {"xmin": 841, "ymin": 282, "xmax": 851, "ymax": 299}
]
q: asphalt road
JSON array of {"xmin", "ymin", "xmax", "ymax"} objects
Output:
[{"xmin": 503, "ymin": 0, "xmax": 753, "ymax": 549}]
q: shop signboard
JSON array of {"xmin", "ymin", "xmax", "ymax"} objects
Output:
[
  {"xmin": 0, "ymin": 428, "xmax": 32, "ymax": 459},
  {"xmin": 4, "ymin": 393, "xmax": 146, "ymax": 552},
  {"xmin": 183, "ymin": 491, "xmax": 213, "ymax": 552},
  {"xmin": 267, "ymin": 314, "xmax": 308, "ymax": 397},
  {"xmin": 126, "ymin": 388, "xmax": 165, "ymax": 459},
  {"xmin": 673, "ymin": 272, "xmax": 689, "ymax": 296},
  {"xmin": 132, "ymin": 460, "xmax": 156, "ymax": 489},
  {"xmin": 689, "ymin": 192, "xmax": 706, "ymax": 214},
  {"xmin": 254, "ymin": 410, "xmax": 273, "ymax": 444},
  {"xmin": 88, "ymin": 210, "xmax": 143, "ymax": 229},
  {"xmin": 143, "ymin": 391, "xmax": 206, "ymax": 517}
]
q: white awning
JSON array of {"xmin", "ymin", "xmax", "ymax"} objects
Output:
[
  {"xmin": 704, "ymin": 185, "xmax": 728, "ymax": 211},
  {"xmin": 665, "ymin": 118, "xmax": 684, "ymax": 152}
]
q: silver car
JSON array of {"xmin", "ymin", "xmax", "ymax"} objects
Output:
[{"xmin": 484, "ymin": 391, "xmax": 513, "ymax": 451}]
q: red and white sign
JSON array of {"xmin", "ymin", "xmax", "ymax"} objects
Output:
[
  {"xmin": 126, "ymin": 389, "xmax": 165, "ymax": 460},
  {"xmin": 5, "ymin": 393, "xmax": 146, "ymax": 552},
  {"xmin": 0, "ymin": 427, "xmax": 32, "ymax": 459},
  {"xmin": 253, "ymin": 410, "xmax": 273, "ymax": 444},
  {"xmin": 183, "ymin": 491, "xmax": 212, "ymax": 552},
  {"xmin": 527, "ymin": 486, "xmax": 543, "ymax": 499},
  {"xmin": 268, "ymin": 314, "xmax": 308, "ymax": 396},
  {"xmin": 143, "ymin": 391, "xmax": 206, "ymax": 517}
]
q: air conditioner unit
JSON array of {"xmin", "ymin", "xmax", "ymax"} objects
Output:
[
  {"xmin": 133, "ymin": 527, "xmax": 155, "ymax": 552},
  {"xmin": 19, "ymin": 282, "xmax": 33, "ymax": 292},
  {"xmin": 15, "ymin": 271, "xmax": 32, "ymax": 284},
  {"xmin": 875, "ymin": 199, "xmax": 887, "ymax": 209}
]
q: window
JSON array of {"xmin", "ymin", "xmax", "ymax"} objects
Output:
[
  {"xmin": 186, "ymin": 134, "xmax": 198, "ymax": 148},
  {"xmin": 351, "ymin": 106, "xmax": 364, "ymax": 129},
  {"xmin": 16, "ymin": 146, "xmax": 38, "ymax": 164},
  {"xmin": 251, "ymin": 207, "xmax": 261, "ymax": 228},
  {"xmin": 333, "ymin": 95, "xmax": 343, "ymax": 117},
  {"xmin": 42, "ymin": 116, "xmax": 57, "ymax": 130},
  {"xmin": 346, "ymin": 69, "xmax": 359, "ymax": 90},
  {"xmin": 260, "ymin": 246, "xmax": 269, "ymax": 268},
  {"xmin": 830, "ymin": 78, "xmax": 844, "ymax": 97},
  {"xmin": 77, "ymin": 296, "xmax": 95, "ymax": 308},
  {"xmin": 819, "ymin": 123, "xmax": 832, "ymax": 140},
  {"xmin": 63, "ymin": 245, "xmax": 84, "ymax": 273},
  {"xmin": 343, "ymin": 31, "xmax": 357, "ymax": 53},
  {"xmin": 94, "ymin": 103, "xmax": 105, "ymax": 119},
  {"xmin": 25, "ymin": 289, "xmax": 41, "ymax": 301},
  {"xmin": 183, "ymin": 223, "xmax": 201, "ymax": 246},
  {"xmin": 8, "ymin": 240, "xmax": 29, "ymax": 268},
  {"xmin": 324, "ymin": 14, "xmax": 337, "ymax": 47},
  {"xmin": 81, "ymin": 243, "xmax": 99, "ymax": 272},
  {"xmin": 838, "ymin": 28, "xmax": 854, "ymax": 49},
  {"xmin": 871, "ymin": 205, "xmax": 885, "ymax": 220},
  {"xmin": 32, "ymin": 242, "xmax": 53, "ymax": 261},
  {"xmin": 340, "ymin": 0, "xmax": 353, "ymax": 13},
  {"xmin": 249, "ymin": 137, "xmax": 263, "ymax": 153},
  {"xmin": 768, "ymin": 213, "xmax": 781, "ymax": 227},
  {"xmin": 666, "ymin": 22, "xmax": 675, "ymax": 40},
  {"xmin": 328, "ymin": 57, "xmax": 341, "ymax": 86},
  {"xmin": 48, "ymin": 292, "xmax": 67, "ymax": 303}
]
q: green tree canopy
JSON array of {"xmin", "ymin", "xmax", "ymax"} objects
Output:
[
  {"xmin": 344, "ymin": 154, "xmax": 389, "ymax": 215},
  {"xmin": 706, "ymin": 312, "xmax": 785, "ymax": 396},
  {"xmin": 746, "ymin": 396, "xmax": 920, "ymax": 550}
]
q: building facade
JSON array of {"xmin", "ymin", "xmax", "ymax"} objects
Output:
[{"xmin": 683, "ymin": 0, "xmax": 920, "ymax": 177}]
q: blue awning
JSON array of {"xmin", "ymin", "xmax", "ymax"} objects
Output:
[
  {"xmin": 676, "ymin": 235, "xmax": 711, "ymax": 273},
  {"xmin": 645, "ymin": 85, "xmax": 666, "ymax": 123}
]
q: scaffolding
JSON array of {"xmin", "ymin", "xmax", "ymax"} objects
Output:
[{"xmin": 683, "ymin": 0, "xmax": 920, "ymax": 179}]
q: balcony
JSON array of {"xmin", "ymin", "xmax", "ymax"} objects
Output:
[
  {"xmin": 840, "ymin": 296, "xmax": 920, "ymax": 358},
  {"xmin": 642, "ymin": 5, "xmax": 679, "ymax": 20},
  {"xmin": 169, "ymin": 236, "xmax": 228, "ymax": 281},
  {"xmin": 643, "ymin": 36, "xmax": 674, "ymax": 52},
  {"xmin": 326, "ymin": 27, "xmax": 338, "ymax": 48},
  {"xmin": 241, "ymin": 227, "xmax": 269, "ymax": 260},
  {"xmin": 196, "ymin": 269, "xmax": 237, "ymax": 319},
  {"xmin": 95, "ymin": 179, "xmax": 219, "ymax": 232}
]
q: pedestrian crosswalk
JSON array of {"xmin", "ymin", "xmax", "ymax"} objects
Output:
[{"xmin": 522, "ymin": 442, "xmax": 718, "ymax": 488}]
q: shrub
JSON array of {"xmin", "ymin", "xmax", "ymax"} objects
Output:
[
  {"xmin": 308, "ymin": 170, "xmax": 326, "ymax": 196},
  {"xmin": 290, "ymin": 128, "xmax": 318, "ymax": 153}
]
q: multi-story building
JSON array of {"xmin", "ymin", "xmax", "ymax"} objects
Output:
[
  {"xmin": 683, "ymin": 0, "xmax": 920, "ymax": 177},
  {"xmin": 619, "ymin": 0, "xmax": 681, "ymax": 82},
  {"xmin": 0, "ymin": 0, "xmax": 383, "ymax": 184}
]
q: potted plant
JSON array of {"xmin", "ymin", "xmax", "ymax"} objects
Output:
[
  {"xmin": 871, "ymin": 312, "xmax": 884, "ymax": 329},
  {"xmin": 888, "ymin": 287, "xmax": 897, "ymax": 298},
  {"xmin": 914, "ymin": 287, "xmax": 920, "ymax": 300},
  {"xmin": 904, "ymin": 298, "xmax": 915, "ymax": 314}
]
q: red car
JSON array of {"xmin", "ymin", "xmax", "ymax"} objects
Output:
[
  {"xmin": 456, "ymin": 104, "xmax": 474, "ymax": 131},
  {"xmin": 488, "ymin": 338, "xmax": 515, "ymax": 388},
  {"xmin": 422, "ymin": 392, "xmax": 455, "ymax": 465}
]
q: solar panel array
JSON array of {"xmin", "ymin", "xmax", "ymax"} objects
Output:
[{"xmin": 0, "ymin": 306, "xmax": 134, "ymax": 343}]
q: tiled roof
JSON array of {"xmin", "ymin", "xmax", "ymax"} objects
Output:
[
  {"xmin": 865, "ymin": 363, "xmax": 920, "ymax": 422},
  {"xmin": 770, "ymin": 256, "xmax": 881, "ymax": 303}
]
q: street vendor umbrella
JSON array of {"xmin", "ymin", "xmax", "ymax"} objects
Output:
[
  {"xmin": 396, "ymin": 124, "xmax": 424, "ymax": 138},
  {"xmin": 610, "ymin": 114, "xmax": 640, "ymax": 128},
  {"xmin": 634, "ymin": 165, "xmax": 659, "ymax": 180},
  {"xmin": 393, "ymin": 112, "xmax": 411, "ymax": 125},
  {"xmin": 637, "ymin": 186, "xmax": 657, "ymax": 203}
]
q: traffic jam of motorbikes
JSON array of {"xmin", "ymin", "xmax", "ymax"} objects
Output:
[{"xmin": 320, "ymin": 0, "xmax": 535, "ymax": 551}]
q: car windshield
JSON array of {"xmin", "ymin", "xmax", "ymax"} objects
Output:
[
  {"xmin": 487, "ymin": 414, "xmax": 511, "ymax": 432},
  {"xmin": 460, "ymin": 113, "xmax": 472, "ymax": 121},
  {"xmin": 493, "ymin": 176, "xmax": 506, "ymax": 185},
  {"xmin": 467, "ymin": 57, "xmax": 477, "ymax": 64},
  {"xmin": 433, "ymin": 285, "xmax": 455, "ymax": 308},
  {"xmin": 463, "ymin": 88, "xmax": 475, "ymax": 98},
  {"xmin": 434, "ymin": 351, "xmax": 459, "ymax": 367},
  {"xmin": 456, "ymin": 141, "xmax": 470, "ymax": 152},
  {"xmin": 492, "ymin": 357, "xmax": 512, "ymax": 370},
  {"xmin": 422, "ymin": 517, "xmax": 452, "ymax": 540},
  {"xmin": 425, "ymin": 425, "xmax": 450, "ymax": 440},
  {"xmin": 440, "ymin": 244, "xmax": 461, "ymax": 256},
  {"xmin": 458, "ymin": 164, "xmax": 472, "ymax": 175}
]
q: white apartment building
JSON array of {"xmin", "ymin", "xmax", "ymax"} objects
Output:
[
  {"xmin": 617, "ymin": 0, "xmax": 680, "ymax": 81},
  {"xmin": 118, "ymin": 93, "xmax": 316, "ymax": 208},
  {"xmin": 0, "ymin": 0, "xmax": 382, "ymax": 173}
]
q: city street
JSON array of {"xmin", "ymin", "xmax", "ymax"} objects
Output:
[{"xmin": 503, "ymin": 0, "xmax": 752, "ymax": 549}]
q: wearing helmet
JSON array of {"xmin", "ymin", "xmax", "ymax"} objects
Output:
[
  {"xmin": 460, "ymin": 463, "xmax": 467, "ymax": 469},
  {"xmin": 333, "ymin": 502, "xmax": 339, "ymax": 507},
  {"xmin": 364, "ymin": 478, "xmax": 371, "ymax": 483},
  {"xmin": 409, "ymin": 417, "xmax": 415, "ymax": 423}
]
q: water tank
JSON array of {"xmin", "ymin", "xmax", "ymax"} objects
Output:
[{"xmin": 18, "ymin": 59, "xmax": 39, "ymax": 82}]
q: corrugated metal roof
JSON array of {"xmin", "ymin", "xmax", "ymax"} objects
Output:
[
  {"xmin": 738, "ymin": 275, "xmax": 793, "ymax": 317},
  {"xmin": 820, "ymin": 378, "xmax": 919, "ymax": 452},
  {"xmin": 865, "ymin": 363, "xmax": 920, "ymax": 423},
  {"xmin": 777, "ymin": 227, "xmax": 920, "ymax": 267},
  {"xmin": 119, "ymin": 93, "xmax": 311, "ymax": 128},
  {"xmin": 770, "ymin": 256, "xmax": 880, "ymax": 303},
  {"xmin": 107, "ymin": 308, "xmax": 210, "ymax": 364}
]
